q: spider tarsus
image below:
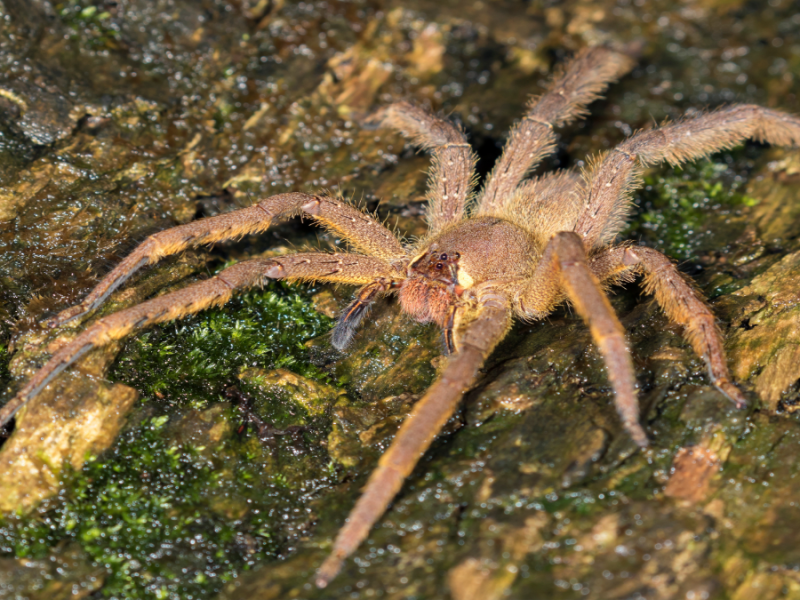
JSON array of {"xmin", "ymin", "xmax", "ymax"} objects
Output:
[
  {"xmin": 315, "ymin": 553, "xmax": 345, "ymax": 589},
  {"xmin": 44, "ymin": 305, "xmax": 84, "ymax": 329},
  {"xmin": 628, "ymin": 423, "xmax": 650, "ymax": 448},
  {"xmin": 715, "ymin": 378, "xmax": 748, "ymax": 409}
]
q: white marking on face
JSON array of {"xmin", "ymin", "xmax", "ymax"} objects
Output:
[{"xmin": 458, "ymin": 267, "xmax": 474, "ymax": 289}]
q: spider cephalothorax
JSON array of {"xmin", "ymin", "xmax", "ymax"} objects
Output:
[
  {"xmin": 2, "ymin": 46, "xmax": 800, "ymax": 588},
  {"xmin": 399, "ymin": 218, "xmax": 538, "ymax": 334}
]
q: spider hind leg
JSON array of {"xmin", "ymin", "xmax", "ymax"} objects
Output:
[
  {"xmin": 592, "ymin": 244, "xmax": 747, "ymax": 408},
  {"xmin": 514, "ymin": 231, "xmax": 648, "ymax": 447}
]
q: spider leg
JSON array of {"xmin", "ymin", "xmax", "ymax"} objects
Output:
[
  {"xmin": 476, "ymin": 47, "xmax": 634, "ymax": 214},
  {"xmin": 315, "ymin": 290, "xmax": 512, "ymax": 588},
  {"xmin": 381, "ymin": 102, "xmax": 477, "ymax": 234},
  {"xmin": 1, "ymin": 252, "xmax": 398, "ymax": 429},
  {"xmin": 575, "ymin": 104, "xmax": 800, "ymax": 248},
  {"xmin": 591, "ymin": 244, "xmax": 746, "ymax": 407},
  {"xmin": 46, "ymin": 192, "xmax": 405, "ymax": 328},
  {"xmin": 332, "ymin": 279, "xmax": 392, "ymax": 350},
  {"xmin": 442, "ymin": 304, "xmax": 458, "ymax": 354},
  {"xmin": 514, "ymin": 232, "xmax": 647, "ymax": 447}
]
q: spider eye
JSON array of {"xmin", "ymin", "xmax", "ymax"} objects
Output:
[
  {"xmin": 454, "ymin": 252, "xmax": 460, "ymax": 259},
  {"xmin": 440, "ymin": 253, "xmax": 447, "ymax": 261},
  {"xmin": 435, "ymin": 262, "xmax": 443, "ymax": 270}
]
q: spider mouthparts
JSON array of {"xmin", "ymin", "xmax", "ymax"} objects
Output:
[{"xmin": 716, "ymin": 378, "xmax": 748, "ymax": 409}]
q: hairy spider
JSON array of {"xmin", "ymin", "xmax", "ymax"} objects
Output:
[{"xmin": 2, "ymin": 46, "xmax": 800, "ymax": 587}]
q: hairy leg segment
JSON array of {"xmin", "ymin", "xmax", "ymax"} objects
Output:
[
  {"xmin": 476, "ymin": 47, "xmax": 635, "ymax": 214},
  {"xmin": 576, "ymin": 104, "xmax": 800, "ymax": 248},
  {"xmin": 315, "ymin": 290, "xmax": 512, "ymax": 588},
  {"xmin": 46, "ymin": 192, "xmax": 405, "ymax": 329},
  {"xmin": 0, "ymin": 252, "xmax": 397, "ymax": 428},
  {"xmin": 515, "ymin": 232, "xmax": 647, "ymax": 447},
  {"xmin": 591, "ymin": 245, "xmax": 746, "ymax": 407},
  {"xmin": 380, "ymin": 102, "xmax": 477, "ymax": 234}
]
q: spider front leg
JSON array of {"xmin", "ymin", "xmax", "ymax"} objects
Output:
[
  {"xmin": 47, "ymin": 192, "xmax": 405, "ymax": 328},
  {"xmin": 592, "ymin": 244, "xmax": 746, "ymax": 407},
  {"xmin": 514, "ymin": 232, "xmax": 647, "ymax": 447},
  {"xmin": 0, "ymin": 253, "xmax": 399, "ymax": 428},
  {"xmin": 380, "ymin": 102, "xmax": 477, "ymax": 234},
  {"xmin": 316, "ymin": 290, "xmax": 512, "ymax": 588},
  {"xmin": 476, "ymin": 46, "xmax": 634, "ymax": 214}
]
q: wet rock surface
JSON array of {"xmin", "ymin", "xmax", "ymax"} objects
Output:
[{"xmin": 0, "ymin": 1, "xmax": 799, "ymax": 599}]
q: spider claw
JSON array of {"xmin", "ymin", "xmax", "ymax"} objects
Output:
[
  {"xmin": 627, "ymin": 422, "xmax": 650, "ymax": 448},
  {"xmin": 315, "ymin": 554, "xmax": 343, "ymax": 589}
]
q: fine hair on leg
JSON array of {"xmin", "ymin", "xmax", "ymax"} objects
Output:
[
  {"xmin": 591, "ymin": 244, "xmax": 746, "ymax": 407},
  {"xmin": 476, "ymin": 47, "xmax": 635, "ymax": 215},
  {"xmin": 380, "ymin": 102, "xmax": 477, "ymax": 234},
  {"xmin": 47, "ymin": 192, "xmax": 405, "ymax": 328},
  {"xmin": 575, "ymin": 105, "xmax": 800, "ymax": 248}
]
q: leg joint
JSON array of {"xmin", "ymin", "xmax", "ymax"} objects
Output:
[
  {"xmin": 523, "ymin": 115, "xmax": 554, "ymax": 129},
  {"xmin": 264, "ymin": 261, "xmax": 286, "ymax": 279}
]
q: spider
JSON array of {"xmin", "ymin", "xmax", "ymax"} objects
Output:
[{"xmin": 2, "ymin": 46, "xmax": 800, "ymax": 588}]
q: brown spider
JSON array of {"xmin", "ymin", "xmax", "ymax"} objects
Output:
[{"xmin": 2, "ymin": 46, "xmax": 800, "ymax": 587}]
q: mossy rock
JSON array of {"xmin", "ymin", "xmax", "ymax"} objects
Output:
[{"xmin": 2, "ymin": 1, "xmax": 800, "ymax": 600}]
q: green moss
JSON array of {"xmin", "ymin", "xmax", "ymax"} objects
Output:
[
  {"xmin": 0, "ymin": 279, "xmax": 337, "ymax": 599},
  {"xmin": 55, "ymin": 2, "xmax": 120, "ymax": 50},
  {"xmin": 109, "ymin": 279, "xmax": 335, "ymax": 406},
  {"xmin": 626, "ymin": 158, "xmax": 758, "ymax": 262},
  {"xmin": 0, "ymin": 413, "xmax": 331, "ymax": 599}
]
